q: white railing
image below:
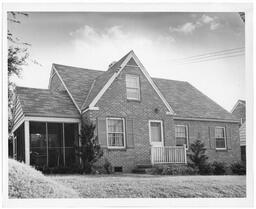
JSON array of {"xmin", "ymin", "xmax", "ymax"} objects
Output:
[{"xmin": 151, "ymin": 145, "xmax": 187, "ymax": 164}]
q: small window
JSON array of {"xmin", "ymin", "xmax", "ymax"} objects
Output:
[
  {"xmin": 215, "ymin": 127, "xmax": 226, "ymax": 149},
  {"xmin": 126, "ymin": 74, "xmax": 140, "ymax": 100},
  {"xmin": 107, "ymin": 118, "xmax": 125, "ymax": 148},
  {"xmin": 175, "ymin": 125, "xmax": 188, "ymax": 148}
]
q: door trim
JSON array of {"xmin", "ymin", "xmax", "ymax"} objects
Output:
[{"xmin": 148, "ymin": 120, "xmax": 164, "ymax": 146}]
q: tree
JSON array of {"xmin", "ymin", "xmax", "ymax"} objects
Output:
[
  {"xmin": 188, "ymin": 140, "xmax": 208, "ymax": 171},
  {"xmin": 75, "ymin": 117, "xmax": 103, "ymax": 173}
]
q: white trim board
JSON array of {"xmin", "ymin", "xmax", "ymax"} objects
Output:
[
  {"xmin": 52, "ymin": 65, "xmax": 81, "ymax": 113},
  {"xmin": 88, "ymin": 51, "xmax": 175, "ymax": 115},
  {"xmin": 173, "ymin": 116, "xmax": 240, "ymax": 123}
]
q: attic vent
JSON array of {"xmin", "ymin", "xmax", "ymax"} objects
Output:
[{"xmin": 108, "ymin": 61, "xmax": 117, "ymax": 69}]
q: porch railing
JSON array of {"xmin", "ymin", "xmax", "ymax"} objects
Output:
[{"xmin": 151, "ymin": 145, "xmax": 187, "ymax": 164}]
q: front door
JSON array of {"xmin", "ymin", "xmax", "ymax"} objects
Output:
[{"xmin": 149, "ymin": 120, "xmax": 164, "ymax": 147}]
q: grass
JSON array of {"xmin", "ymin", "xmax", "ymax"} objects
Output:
[
  {"xmin": 8, "ymin": 159, "xmax": 79, "ymax": 198},
  {"xmin": 51, "ymin": 174, "xmax": 246, "ymax": 198}
]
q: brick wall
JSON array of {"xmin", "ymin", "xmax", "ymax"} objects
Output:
[
  {"xmin": 83, "ymin": 64, "xmax": 174, "ymax": 172},
  {"xmin": 174, "ymin": 120, "xmax": 241, "ymax": 164},
  {"xmin": 82, "ymin": 63, "xmax": 241, "ymax": 172}
]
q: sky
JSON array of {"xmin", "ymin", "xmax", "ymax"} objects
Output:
[{"xmin": 8, "ymin": 12, "xmax": 245, "ymax": 111}]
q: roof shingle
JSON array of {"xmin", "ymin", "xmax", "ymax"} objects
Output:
[{"xmin": 16, "ymin": 87, "xmax": 80, "ymax": 118}]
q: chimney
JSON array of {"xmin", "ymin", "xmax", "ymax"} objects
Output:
[{"xmin": 108, "ymin": 61, "xmax": 117, "ymax": 69}]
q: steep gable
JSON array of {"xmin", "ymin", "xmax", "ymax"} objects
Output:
[
  {"xmin": 53, "ymin": 64, "xmax": 103, "ymax": 110},
  {"xmin": 231, "ymin": 100, "xmax": 246, "ymax": 122},
  {"xmin": 82, "ymin": 51, "xmax": 175, "ymax": 114},
  {"xmin": 81, "ymin": 51, "xmax": 131, "ymax": 110}
]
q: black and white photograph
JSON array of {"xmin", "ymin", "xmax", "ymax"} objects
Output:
[{"xmin": 1, "ymin": 1, "xmax": 254, "ymax": 208}]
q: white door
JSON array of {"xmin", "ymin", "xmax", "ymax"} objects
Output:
[{"xmin": 149, "ymin": 120, "xmax": 164, "ymax": 147}]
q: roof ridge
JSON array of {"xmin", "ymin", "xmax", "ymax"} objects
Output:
[
  {"xmin": 152, "ymin": 77, "xmax": 188, "ymax": 83},
  {"xmin": 53, "ymin": 63, "xmax": 104, "ymax": 73},
  {"xmin": 16, "ymin": 86, "xmax": 49, "ymax": 91}
]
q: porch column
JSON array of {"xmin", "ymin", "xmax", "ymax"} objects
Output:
[{"xmin": 24, "ymin": 120, "xmax": 30, "ymax": 165}]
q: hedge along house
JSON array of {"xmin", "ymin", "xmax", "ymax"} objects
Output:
[{"xmin": 12, "ymin": 50, "xmax": 241, "ymax": 172}]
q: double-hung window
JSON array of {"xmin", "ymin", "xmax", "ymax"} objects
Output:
[
  {"xmin": 107, "ymin": 118, "xmax": 125, "ymax": 148},
  {"xmin": 215, "ymin": 127, "xmax": 226, "ymax": 149},
  {"xmin": 126, "ymin": 74, "xmax": 140, "ymax": 100},
  {"xmin": 175, "ymin": 125, "xmax": 188, "ymax": 148}
]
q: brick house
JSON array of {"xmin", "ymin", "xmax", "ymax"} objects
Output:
[
  {"xmin": 231, "ymin": 100, "xmax": 246, "ymax": 162},
  {"xmin": 12, "ymin": 50, "xmax": 241, "ymax": 172}
]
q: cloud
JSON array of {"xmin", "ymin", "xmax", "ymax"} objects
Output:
[
  {"xmin": 169, "ymin": 14, "xmax": 221, "ymax": 35},
  {"xmin": 68, "ymin": 25, "xmax": 176, "ymax": 71},
  {"xmin": 169, "ymin": 22, "xmax": 196, "ymax": 34}
]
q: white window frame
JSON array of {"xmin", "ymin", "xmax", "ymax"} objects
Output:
[
  {"xmin": 148, "ymin": 120, "xmax": 164, "ymax": 146},
  {"xmin": 106, "ymin": 117, "xmax": 126, "ymax": 149},
  {"xmin": 126, "ymin": 74, "xmax": 140, "ymax": 101},
  {"xmin": 175, "ymin": 125, "xmax": 189, "ymax": 149},
  {"xmin": 215, "ymin": 126, "xmax": 227, "ymax": 150}
]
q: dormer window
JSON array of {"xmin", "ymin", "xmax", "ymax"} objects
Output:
[{"xmin": 126, "ymin": 74, "xmax": 140, "ymax": 101}]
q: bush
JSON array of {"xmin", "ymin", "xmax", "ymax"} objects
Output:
[
  {"xmin": 8, "ymin": 159, "xmax": 79, "ymax": 198},
  {"xmin": 103, "ymin": 158, "xmax": 113, "ymax": 174},
  {"xmin": 188, "ymin": 140, "xmax": 208, "ymax": 174},
  {"xmin": 161, "ymin": 164, "xmax": 198, "ymax": 175},
  {"xmin": 211, "ymin": 161, "xmax": 226, "ymax": 175},
  {"xmin": 198, "ymin": 163, "xmax": 213, "ymax": 175},
  {"xmin": 230, "ymin": 162, "xmax": 246, "ymax": 175},
  {"xmin": 145, "ymin": 166, "xmax": 163, "ymax": 175}
]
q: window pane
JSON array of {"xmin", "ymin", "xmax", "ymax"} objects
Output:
[
  {"xmin": 176, "ymin": 137, "xmax": 186, "ymax": 146},
  {"xmin": 150, "ymin": 122, "xmax": 162, "ymax": 142},
  {"xmin": 215, "ymin": 127, "xmax": 224, "ymax": 138},
  {"xmin": 107, "ymin": 119, "xmax": 124, "ymax": 147},
  {"xmin": 126, "ymin": 75, "xmax": 138, "ymax": 88},
  {"xmin": 175, "ymin": 126, "xmax": 186, "ymax": 138},
  {"xmin": 108, "ymin": 119, "xmax": 123, "ymax": 132},
  {"xmin": 30, "ymin": 122, "xmax": 47, "ymax": 167},
  {"xmin": 127, "ymin": 88, "xmax": 139, "ymax": 100},
  {"xmin": 216, "ymin": 138, "xmax": 225, "ymax": 148},
  {"xmin": 108, "ymin": 133, "xmax": 124, "ymax": 146}
]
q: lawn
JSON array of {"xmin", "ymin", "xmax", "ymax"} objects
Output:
[{"xmin": 50, "ymin": 174, "xmax": 246, "ymax": 198}]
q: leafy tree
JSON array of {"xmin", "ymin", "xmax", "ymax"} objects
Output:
[
  {"xmin": 75, "ymin": 117, "xmax": 103, "ymax": 173},
  {"xmin": 188, "ymin": 140, "xmax": 208, "ymax": 171}
]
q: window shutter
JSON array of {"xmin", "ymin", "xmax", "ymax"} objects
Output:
[
  {"xmin": 209, "ymin": 126, "xmax": 216, "ymax": 149},
  {"xmin": 126, "ymin": 119, "xmax": 134, "ymax": 148},
  {"xmin": 186, "ymin": 124, "xmax": 190, "ymax": 147},
  {"xmin": 226, "ymin": 126, "xmax": 232, "ymax": 150},
  {"xmin": 97, "ymin": 117, "xmax": 107, "ymax": 148}
]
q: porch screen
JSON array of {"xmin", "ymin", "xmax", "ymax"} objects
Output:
[
  {"xmin": 30, "ymin": 122, "xmax": 47, "ymax": 167},
  {"xmin": 150, "ymin": 122, "xmax": 162, "ymax": 142}
]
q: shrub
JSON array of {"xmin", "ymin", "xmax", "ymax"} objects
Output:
[
  {"xmin": 230, "ymin": 162, "xmax": 246, "ymax": 175},
  {"xmin": 188, "ymin": 140, "xmax": 208, "ymax": 174},
  {"xmin": 211, "ymin": 161, "xmax": 226, "ymax": 175},
  {"xmin": 198, "ymin": 163, "xmax": 213, "ymax": 175},
  {"xmin": 103, "ymin": 158, "xmax": 113, "ymax": 174},
  {"xmin": 75, "ymin": 117, "xmax": 103, "ymax": 174},
  {"xmin": 161, "ymin": 164, "xmax": 198, "ymax": 175},
  {"xmin": 145, "ymin": 166, "xmax": 163, "ymax": 175},
  {"xmin": 8, "ymin": 159, "xmax": 79, "ymax": 198}
]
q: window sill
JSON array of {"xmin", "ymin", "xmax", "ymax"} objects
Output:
[
  {"xmin": 107, "ymin": 147, "xmax": 126, "ymax": 151},
  {"xmin": 215, "ymin": 148, "xmax": 227, "ymax": 151},
  {"xmin": 127, "ymin": 99, "xmax": 141, "ymax": 102}
]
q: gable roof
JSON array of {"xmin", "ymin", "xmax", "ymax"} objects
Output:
[
  {"xmin": 52, "ymin": 64, "xmax": 103, "ymax": 110},
  {"xmin": 15, "ymin": 87, "xmax": 80, "ymax": 118},
  {"xmin": 153, "ymin": 78, "xmax": 237, "ymax": 121},
  {"xmin": 81, "ymin": 51, "xmax": 132, "ymax": 110},
  {"xmin": 81, "ymin": 50, "xmax": 175, "ymax": 114},
  {"xmin": 231, "ymin": 100, "xmax": 246, "ymax": 113}
]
